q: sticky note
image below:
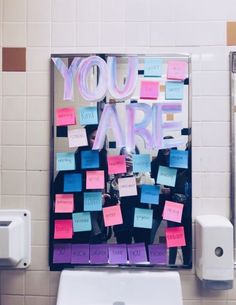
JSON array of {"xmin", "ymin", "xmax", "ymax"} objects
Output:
[
  {"xmin": 144, "ymin": 58, "xmax": 163, "ymax": 77},
  {"xmin": 54, "ymin": 219, "xmax": 73, "ymax": 239},
  {"xmin": 55, "ymin": 194, "xmax": 74, "ymax": 213},
  {"xmin": 140, "ymin": 80, "xmax": 159, "ymax": 100},
  {"xmin": 108, "ymin": 244, "xmax": 127, "ymax": 264},
  {"xmin": 71, "ymin": 244, "xmax": 90, "ymax": 264},
  {"xmin": 64, "ymin": 173, "xmax": 82, "ymax": 192},
  {"xmin": 140, "ymin": 184, "xmax": 160, "ymax": 205},
  {"xmin": 86, "ymin": 170, "xmax": 104, "ymax": 190},
  {"xmin": 81, "ymin": 150, "xmax": 99, "ymax": 169},
  {"xmin": 167, "ymin": 61, "xmax": 188, "ymax": 81},
  {"xmin": 127, "ymin": 243, "xmax": 148, "ymax": 264},
  {"xmin": 103, "ymin": 205, "xmax": 123, "ymax": 227},
  {"xmin": 132, "ymin": 154, "xmax": 151, "ymax": 173},
  {"xmin": 56, "ymin": 152, "xmax": 75, "ymax": 171},
  {"xmin": 68, "ymin": 128, "xmax": 88, "ymax": 148},
  {"xmin": 156, "ymin": 166, "xmax": 177, "ymax": 187},
  {"xmin": 79, "ymin": 106, "xmax": 98, "ymax": 125},
  {"xmin": 163, "ymin": 200, "xmax": 184, "ymax": 223},
  {"xmin": 84, "ymin": 192, "xmax": 102, "ymax": 211},
  {"xmin": 148, "ymin": 244, "xmax": 167, "ymax": 265},
  {"xmin": 133, "ymin": 208, "xmax": 153, "ymax": 229},
  {"xmin": 169, "ymin": 150, "xmax": 188, "ymax": 169},
  {"xmin": 166, "ymin": 226, "xmax": 186, "ymax": 248},
  {"xmin": 56, "ymin": 107, "xmax": 76, "ymax": 126},
  {"xmin": 165, "ymin": 81, "xmax": 184, "ymax": 100},
  {"xmin": 118, "ymin": 177, "xmax": 137, "ymax": 197},
  {"xmin": 90, "ymin": 244, "xmax": 108, "ymax": 264},
  {"xmin": 72, "ymin": 212, "xmax": 92, "ymax": 232},
  {"xmin": 107, "ymin": 155, "xmax": 126, "ymax": 175},
  {"xmin": 53, "ymin": 243, "xmax": 72, "ymax": 263}
]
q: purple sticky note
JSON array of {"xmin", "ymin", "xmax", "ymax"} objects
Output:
[
  {"xmin": 108, "ymin": 244, "xmax": 127, "ymax": 264},
  {"xmin": 90, "ymin": 244, "xmax": 108, "ymax": 264},
  {"xmin": 127, "ymin": 243, "xmax": 148, "ymax": 264},
  {"xmin": 71, "ymin": 244, "xmax": 90, "ymax": 264},
  {"xmin": 53, "ymin": 243, "xmax": 71, "ymax": 264},
  {"xmin": 148, "ymin": 244, "xmax": 167, "ymax": 265}
]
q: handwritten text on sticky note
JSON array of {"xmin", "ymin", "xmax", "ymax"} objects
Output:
[
  {"xmin": 86, "ymin": 170, "xmax": 104, "ymax": 189},
  {"xmin": 108, "ymin": 244, "xmax": 127, "ymax": 264},
  {"xmin": 165, "ymin": 81, "xmax": 184, "ymax": 100},
  {"xmin": 79, "ymin": 106, "xmax": 98, "ymax": 125},
  {"xmin": 84, "ymin": 192, "xmax": 102, "ymax": 211},
  {"xmin": 53, "ymin": 243, "xmax": 71, "ymax": 263},
  {"xmin": 118, "ymin": 177, "xmax": 137, "ymax": 197},
  {"xmin": 56, "ymin": 107, "xmax": 76, "ymax": 126},
  {"xmin": 157, "ymin": 166, "xmax": 177, "ymax": 187},
  {"xmin": 148, "ymin": 244, "xmax": 167, "ymax": 264},
  {"xmin": 127, "ymin": 243, "xmax": 148, "ymax": 264},
  {"xmin": 140, "ymin": 184, "xmax": 160, "ymax": 205},
  {"xmin": 166, "ymin": 226, "xmax": 186, "ymax": 248},
  {"xmin": 81, "ymin": 150, "xmax": 99, "ymax": 169},
  {"xmin": 54, "ymin": 219, "xmax": 73, "ymax": 239},
  {"xmin": 132, "ymin": 154, "xmax": 151, "ymax": 173},
  {"xmin": 167, "ymin": 61, "xmax": 187, "ymax": 81},
  {"xmin": 90, "ymin": 244, "xmax": 108, "ymax": 264},
  {"xmin": 140, "ymin": 80, "xmax": 159, "ymax": 100},
  {"xmin": 169, "ymin": 150, "xmax": 188, "ymax": 169},
  {"xmin": 71, "ymin": 244, "xmax": 90, "ymax": 264},
  {"xmin": 64, "ymin": 173, "xmax": 82, "ymax": 192},
  {"xmin": 133, "ymin": 208, "xmax": 153, "ymax": 229},
  {"xmin": 103, "ymin": 205, "xmax": 123, "ymax": 227},
  {"xmin": 163, "ymin": 200, "xmax": 184, "ymax": 223},
  {"xmin": 107, "ymin": 155, "xmax": 126, "ymax": 175},
  {"xmin": 56, "ymin": 152, "xmax": 75, "ymax": 171},
  {"xmin": 72, "ymin": 212, "xmax": 91, "ymax": 232},
  {"xmin": 55, "ymin": 194, "xmax": 74, "ymax": 213},
  {"xmin": 144, "ymin": 58, "xmax": 163, "ymax": 77},
  {"xmin": 68, "ymin": 128, "xmax": 88, "ymax": 148}
]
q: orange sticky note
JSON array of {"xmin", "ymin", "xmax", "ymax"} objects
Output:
[
  {"xmin": 162, "ymin": 200, "xmax": 183, "ymax": 223},
  {"xmin": 165, "ymin": 226, "xmax": 186, "ymax": 248},
  {"xmin": 167, "ymin": 61, "xmax": 187, "ymax": 80},
  {"xmin": 56, "ymin": 107, "xmax": 76, "ymax": 126},
  {"xmin": 54, "ymin": 219, "xmax": 73, "ymax": 239},
  {"xmin": 140, "ymin": 80, "xmax": 159, "ymax": 99},
  {"xmin": 103, "ymin": 205, "xmax": 123, "ymax": 227},
  {"xmin": 55, "ymin": 194, "xmax": 74, "ymax": 213},
  {"xmin": 86, "ymin": 170, "xmax": 105, "ymax": 189},
  {"xmin": 107, "ymin": 155, "xmax": 126, "ymax": 175}
]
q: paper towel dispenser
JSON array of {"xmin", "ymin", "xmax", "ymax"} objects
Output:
[
  {"xmin": 0, "ymin": 210, "xmax": 31, "ymax": 269},
  {"xmin": 195, "ymin": 215, "xmax": 234, "ymax": 290}
]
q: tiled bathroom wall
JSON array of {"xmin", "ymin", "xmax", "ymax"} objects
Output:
[{"xmin": 0, "ymin": 0, "xmax": 236, "ymax": 304}]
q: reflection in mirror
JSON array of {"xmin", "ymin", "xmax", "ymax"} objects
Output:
[{"xmin": 50, "ymin": 54, "xmax": 192, "ymax": 270}]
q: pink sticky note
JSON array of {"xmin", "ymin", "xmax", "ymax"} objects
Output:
[
  {"xmin": 140, "ymin": 80, "xmax": 159, "ymax": 100},
  {"xmin": 167, "ymin": 61, "xmax": 187, "ymax": 80},
  {"xmin": 68, "ymin": 128, "xmax": 88, "ymax": 148},
  {"xmin": 107, "ymin": 155, "xmax": 126, "ymax": 175},
  {"xmin": 56, "ymin": 107, "xmax": 76, "ymax": 126},
  {"xmin": 166, "ymin": 226, "xmax": 186, "ymax": 248},
  {"xmin": 86, "ymin": 170, "xmax": 105, "ymax": 189},
  {"xmin": 118, "ymin": 177, "xmax": 137, "ymax": 197},
  {"xmin": 162, "ymin": 200, "xmax": 183, "ymax": 223},
  {"xmin": 103, "ymin": 205, "xmax": 123, "ymax": 227},
  {"xmin": 54, "ymin": 219, "xmax": 73, "ymax": 239},
  {"xmin": 55, "ymin": 194, "xmax": 74, "ymax": 213}
]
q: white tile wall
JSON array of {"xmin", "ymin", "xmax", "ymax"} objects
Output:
[{"xmin": 0, "ymin": 0, "xmax": 235, "ymax": 304}]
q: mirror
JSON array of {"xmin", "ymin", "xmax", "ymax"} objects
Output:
[{"xmin": 49, "ymin": 54, "xmax": 192, "ymax": 270}]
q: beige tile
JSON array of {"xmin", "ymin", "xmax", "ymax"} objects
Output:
[
  {"xmin": 31, "ymin": 220, "xmax": 49, "ymax": 246},
  {"xmin": 28, "ymin": 23, "xmax": 51, "ymax": 47},
  {"xmin": 183, "ymin": 301, "xmax": 201, "ymax": 305},
  {"xmin": 27, "ymin": 0, "xmax": 51, "ymax": 22},
  {"xmin": 52, "ymin": 22, "xmax": 76, "ymax": 47},
  {"xmin": 27, "ymin": 47, "xmax": 50, "ymax": 72},
  {"xmin": 27, "ymin": 96, "xmax": 50, "ymax": 121},
  {"xmin": 180, "ymin": 274, "xmax": 202, "ymax": 300},
  {"xmin": 3, "ymin": 0, "xmax": 26, "ymax": 22},
  {"xmin": 26, "ymin": 121, "xmax": 50, "ymax": 146},
  {"xmin": 1, "ymin": 295, "xmax": 24, "ymax": 305},
  {"xmin": 27, "ymin": 72, "xmax": 50, "ymax": 96},
  {"xmin": 25, "ymin": 271, "xmax": 50, "ymax": 296},
  {"xmin": 49, "ymin": 271, "xmax": 61, "ymax": 296},
  {"xmin": 101, "ymin": 22, "xmax": 125, "ymax": 47},
  {"xmin": 26, "ymin": 195, "xmax": 49, "ymax": 220},
  {"xmin": 27, "ymin": 146, "xmax": 49, "ymax": 170},
  {"xmin": 1, "ymin": 270, "xmax": 25, "ymax": 295},
  {"xmin": 101, "ymin": 0, "xmax": 125, "ymax": 21},
  {"xmin": 26, "ymin": 171, "xmax": 49, "ymax": 195},
  {"xmin": 2, "ymin": 96, "xmax": 26, "ymax": 121},
  {"xmin": 25, "ymin": 296, "xmax": 50, "ymax": 305},
  {"xmin": 2, "ymin": 72, "xmax": 26, "ymax": 95},
  {"xmin": 2, "ymin": 170, "xmax": 26, "ymax": 195},
  {"xmin": 29, "ymin": 246, "xmax": 49, "ymax": 270},
  {"xmin": 202, "ymin": 301, "xmax": 227, "ymax": 305},
  {"xmin": 52, "ymin": 0, "xmax": 76, "ymax": 22},
  {"xmin": 77, "ymin": 22, "xmax": 100, "ymax": 47},
  {"xmin": 1, "ymin": 195, "xmax": 25, "ymax": 209},
  {"xmin": 2, "ymin": 146, "xmax": 26, "ymax": 170},
  {"xmin": 2, "ymin": 22, "xmax": 26, "ymax": 46},
  {"xmin": 78, "ymin": 0, "xmax": 101, "ymax": 22},
  {"xmin": 49, "ymin": 297, "xmax": 57, "ymax": 305},
  {"xmin": 2, "ymin": 121, "xmax": 26, "ymax": 145}
]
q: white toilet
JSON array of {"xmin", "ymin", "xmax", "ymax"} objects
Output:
[{"xmin": 56, "ymin": 269, "xmax": 183, "ymax": 305}]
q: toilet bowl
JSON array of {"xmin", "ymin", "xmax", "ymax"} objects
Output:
[{"xmin": 56, "ymin": 269, "xmax": 183, "ymax": 305}]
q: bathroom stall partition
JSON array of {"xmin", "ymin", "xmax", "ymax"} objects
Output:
[{"xmin": 49, "ymin": 54, "xmax": 192, "ymax": 270}]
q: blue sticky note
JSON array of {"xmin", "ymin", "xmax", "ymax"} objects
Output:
[
  {"xmin": 165, "ymin": 81, "xmax": 184, "ymax": 100},
  {"xmin": 72, "ymin": 212, "xmax": 91, "ymax": 232},
  {"xmin": 56, "ymin": 152, "xmax": 75, "ymax": 171},
  {"xmin": 169, "ymin": 150, "xmax": 188, "ymax": 169},
  {"xmin": 84, "ymin": 192, "xmax": 102, "ymax": 211},
  {"xmin": 132, "ymin": 154, "xmax": 151, "ymax": 173},
  {"xmin": 79, "ymin": 107, "xmax": 98, "ymax": 125},
  {"xmin": 156, "ymin": 166, "xmax": 177, "ymax": 187},
  {"xmin": 81, "ymin": 150, "xmax": 99, "ymax": 169},
  {"xmin": 133, "ymin": 208, "xmax": 153, "ymax": 229},
  {"xmin": 140, "ymin": 184, "xmax": 160, "ymax": 205},
  {"xmin": 144, "ymin": 58, "xmax": 163, "ymax": 77},
  {"xmin": 64, "ymin": 173, "xmax": 82, "ymax": 192}
]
